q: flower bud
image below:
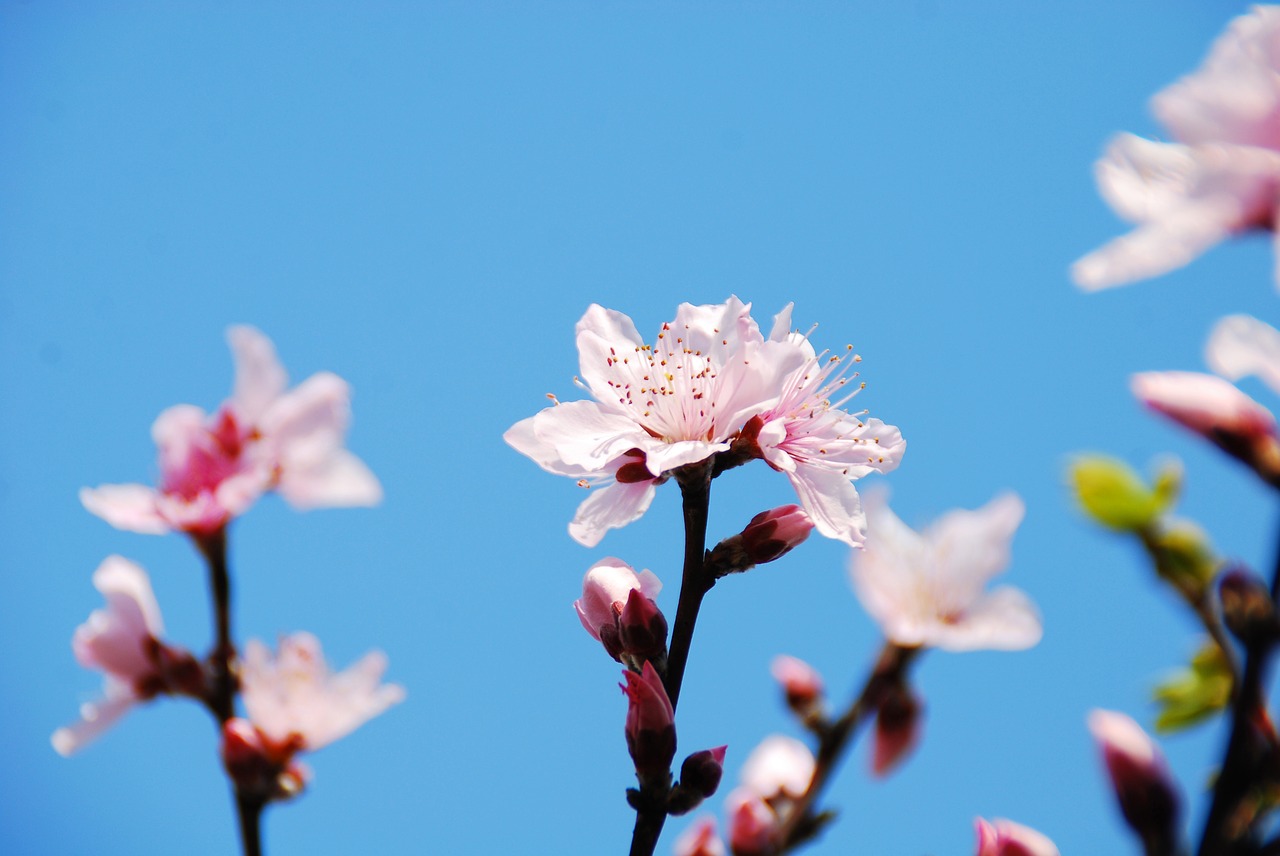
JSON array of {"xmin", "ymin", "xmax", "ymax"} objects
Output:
[
  {"xmin": 676, "ymin": 746, "xmax": 727, "ymax": 804},
  {"xmin": 872, "ymin": 682, "xmax": 922, "ymax": 777},
  {"xmin": 673, "ymin": 816, "xmax": 726, "ymax": 856},
  {"xmin": 1219, "ymin": 567, "xmax": 1277, "ymax": 645},
  {"xmin": 707, "ymin": 506, "xmax": 815, "ymax": 577},
  {"xmin": 740, "ymin": 505, "xmax": 814, "ymax": 564},
  {"xmin": 575, "ymin": 558, "xmax": 662, "ymax": 661},
  {"xmin": 622, "ymin": 661, "xmax": 676, "ymax": 782},
  {"xmin": 619, "ymin": 587, "xmax": 669, "ymax": 671},
  {"xmin": 221, "ymin": 718, "xmax": 308, "ymax": 804},
  {"xmin": 771, "ymin": 655, "xmax": 825, "ymax": 721},
  {"xmin": 974, "ymin": 817, "xmax": 1060, "ymax": 856},
  {"xmin": 1132, "ymin": 371, "xmax": 1276, "ymax": 443},
  {"xmin": 1087, "ymin": 709, "xmax": 1181, "ymax": 854}
]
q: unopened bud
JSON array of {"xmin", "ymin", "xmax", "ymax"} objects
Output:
[
  {"xmin": 1088, "ymin": 709, "xmax": 1181, "ymax": 854},
  {"xmin": 622, "ymin": 661, "xmax": 676, "ymax": 783},
  {"xmin": 872, "ymin": 682, "xmax": 922, "ymax": 777},
  {"xmin": 707, "ymin": 506, "xmax": 815, "ymax": 577},
  {"xmin": 575, "ymin": 558, "xmax": 663, "ymax": 662},
  {"xmin": 1147, "ymin": 520, "xmax": 1219, "ymax": 601},
  {"xmin": 974, "ymin": 817, "xmax": 1060, "ymax": 856},
  {"xmin": 1219, "ymin": 567, "xmax": 1277, "ymax": 645},
  {"xmin": 221, "ymin": 719, "xmax": 307, "ymax": 804},
  {"xmin": 676, "ymin": 746, "xmax": 727, "ymax": 805},
  {"xmin": 726, "ymin": 789, "xmax": 778, "ymax": 856},
  {"xmin": 619, "ymin": 587, "xmax": 669, "ymax": 671}
]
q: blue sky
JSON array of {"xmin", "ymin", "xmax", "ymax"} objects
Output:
[{"xmin": 2, "ymin": 2, "xmax": 1274, "ymax": 853}]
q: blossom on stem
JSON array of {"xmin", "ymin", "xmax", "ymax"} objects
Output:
[
  {"xmin": 974, "ymin": 818, "xmax": 1060, "ymax": 856},
  {"xmin": 240, "ymin": 632, "xmax": 404, "ymax": 753},
  {"xmin": 751, "ymin": 307, "xmax": 905, "ymax": 546},
  {"xmin": 53, "ymin": 557, "xmax": 199, "ymax": 756},
  {"xmin": 849, "ymin": 490, "xmax": 1042, "ymax": 651},
  {"xmin": 1087, "ymin": 709, "xmax": 1182, "ymax": 852},
  {"xmin": 771, "ymin": 654, "xmax": 825, "ymax": 713},
  {"xmin": 81, "ymin": 326, "xmax": 381, "ymax": 537},
  {"xmin": 504, "ymin": 298, "xmax": 810, "ymax": 546},
  {"xmin": 1072, "ymin": 8, "xmax": 1280, "ymax": 290}
]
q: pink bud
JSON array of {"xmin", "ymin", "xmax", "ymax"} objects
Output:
[
  {"xmin": 975, "ymin": 818, "xmax": 1059, "ymax": 856},
  {"xmin": 680, "ymin": 745, "xmax": 727, "ymax": 800},
  {"xmin": 872, "ymin": 684, "xmax": 922, "ymax": 778},
  {"xmin": 575, "ymin": 558, "xmax": 662, "ymax": 653},
  {"xmin": 726, "ymin": 789, "xmax": 778, "ymax": 856},
  {"xmin": 1087, "ymin": 709, "xmax": 1181, "ymax": 852},
  {"xmin": 221, "ymin": 718, "xmax": 308, "ymax": 804},
  {"xmin": 674, "ymin": 816, "xmax": 726, "ymax": 856},
  {"xmin": 619, "ymin": 587, "xmax": 669, "ymax": 668},
  {"xmin": 622, "ymin": 661, "xmax": 676, "ymax": 780},
  {"xmin": 1132, "ymin": 372, "xmax": 1275, "ymax": 442},
  {"xmin": 741, "ymin": 505, "xmax": 814, "ymax": 565},
  {"xmin": 771, "ymin": 655, "xmax": 825, "ymax": 713}
]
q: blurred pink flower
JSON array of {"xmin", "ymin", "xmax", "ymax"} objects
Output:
[
  {"xmin": 674, "ymin": 816, "xmax": 726, "ymax": 856},
  {"xmin": 725, "ymin": 789, "xmax": 778, "ymax": 856},
  {"xmin": 754, "ymin": 305, "xmax": 905, "ymax": 546},
  {"xmin": 739, "ymin": 734, "xmax": 815, "ymax": 800},
  {"xmin": 240, "ymin": 632, "xmax": 404, "ymax": 752},
  {"xmin": 81, "ymin": 325, "xmax": 381, "ymax": 537},
  {"xmin": 1073, "ymin": 8, "xmax": 1280, "ymax": 290},
  {"xmin": 975, "ymin": 817, "xmax": 1060, "ymax": 856},
  {"xmin": 1088, "ymin": 709, "xmax": 1181, "ymax": 849},
  {"xmin": 53, "ymin": 557, "xmax": 195, "ymax": 756},
  {"xmin": 504, "ymin": 298, "xmax": 809, "ymax": 546},
  {"xmin": 770, "ymin": 654, "xmax": 825, "ymax": 710},
  {"xmin": 850, "ymin": 490, "xmax": 1042, "ymax": 651},
  {"xmin": 1135, "ymin": 314, "xmax": 1280, "ymax": 445}
]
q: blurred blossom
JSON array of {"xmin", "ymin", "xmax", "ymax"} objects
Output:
[
  {"xmin": 871, "ymin": 682, "xmax": 922, "ymax": 777},
  {"xmin": 1088, "ymin": 709, "xmax": 1182, "ymax": 851},
  {"xmin": 738, "ymin": 734, "xmax": 815, "ymax": 800},
  {"xmin": 504, "ymin": 298, "xmax": 901, "ymax": 547},
  {"xmin": 770, "ymin": 655, "xmax": 825, "ymax": 711},
  {"xmin": 53, "ymin": 557, "xmax": 197, "ymax": 756},
  {"xmin": 753, "ymin": 305, "xmax": 905, "ymax": 546},
  {"xmin": 673, "ymin": 816, "xmax": 726, "ymax": 856},
  {"xmin": 1073, "ymin": 8, "xmax": 1280, "ymax": 290},
  {"xmin": 220, "ymin": 717, "xmax": 309, "ymax": 803},
  {"xmin": 725, "ymin": 789, "xmax": 778, "ymax": 856},
  {"xmin": 974, "ymin": 817, "xmax": 1060, "ymax": 856},
  {"xmin": 850, "ymin": 490, "xmax": 1042, "ymax": 651},
  {"xmin": 240, "ymin": 632, "xmax": 404, "ymax": 753},
  {"xmin": 81, "ymin": 325, "xmax": 381, "ymax": 538}
]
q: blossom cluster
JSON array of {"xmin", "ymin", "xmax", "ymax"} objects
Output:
[{"xmin": 56, "ymin": 327, "xmax": 402, "ymax": 834}]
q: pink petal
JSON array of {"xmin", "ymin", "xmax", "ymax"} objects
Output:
[
  {"xmin": 568, "ymin": 479, "xmax": 656, "ymax": 548},
  {"xmin": 931, "ymin": 587, "xmax": 1043, "ymax": 652},
  {"xmin": 79, "ymin": 484, "xmax": 168, "ymax": 535},
  {"xmin": 51, "ymin": 684, "xmax": 137, "ymax": 757},
  {"xmin": 1206, "ymin": 314, "xmax": 1280, "ymax": 396},
  {"xmin": 785, "ymin": 464, "xmax": 867, "ymax": 547},
  {"xmin": 227, "ymin": 325, "xmax": 288, "ymax": 424},
  {"xmin": 1132, "ymin": 370, "xmax": 1275, "ymax": 438},
  {"xmin": 278, "ymin": 448, "xmax": 382, "ymax": 509}
]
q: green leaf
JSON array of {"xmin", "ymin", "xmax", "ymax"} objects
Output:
[
  {"xmin": 1152, "ymin": 640, "xmax": 1233, "ymax": 733},
  {"xmin": 1069, "ymin": 455, "xmax": 1172, "ymax": 532}
]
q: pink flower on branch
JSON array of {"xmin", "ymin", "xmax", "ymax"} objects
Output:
[
  {"xmin": 81, "ymin": 326, "xmax": 381, "ymax": 538},
  {"xmin": 505, "ymin": 298, "xmax": 902, "ymax": 548},
  {"xmin": 850, "ymin": 491, "xmax": 1042, "ymax": 652},
  {"xmin": 1088, "ymin": 709, "xmax": 1182, "ymax": 853},
  {"xmin": 674, "ymin": 816, "xmax": 726, "ymax": 856},
  {"xmin": 53, "ymin": 557, "xmax": 201, "ymax": 756},
  {"xmin": 239, "ymin": 632, "xmax": 404, "ymax": 754},
  {"xmin": 974, "ymin": 818, "xmax": 1060, "ymax": 856},
  {"xmin": 1073, "ymin": 8, "xmax": 1280, "ymax": 290}
]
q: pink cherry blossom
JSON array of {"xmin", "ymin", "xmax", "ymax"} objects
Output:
[
  {"xmin": 849, "ymin": 490, "xmax": 1042, "ymax": 651},
  {"xmin": 504, "ymin": 298, "xmax": 808, "ymax": 546},
  {"xmin": 81, "ymin": 325, "xmax": 381, "ymax": 537},
  {"xmin": 674, "ymin": 816, "xmax": 726, "ymax": 856},
  {"xmin": 753, "ymin": 305, "xmax": 905, "ymax": 546},
  {"xmin": 974, "ymin": 817, "xmax": 1060, "ymax": 856},
  {"xmin": 574, "ymin": 557, "xmax": 662, "ymax": 642},
  {"xmin": 239, "ymin": 632, "xmax": 404, "ymax": 752},
  {"xmin": 1073, "ymin": 8, "xmax": 1280, "ymax": 290},
  {"xmin": 53, "ymin": 557, "xmax": 190, "ymax": 756}
]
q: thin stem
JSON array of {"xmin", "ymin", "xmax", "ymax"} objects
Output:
[
  {"xmin": 1195, "ymin": 515, "xmax": 1280, "ymax": 856},
  {"xmin": 629, "ymin": 460, "xmax": 716, "ymax": 856},
  {"xmin": 195, "ymin": 527, "xmax": 266, "ymax": 856},
  {"xmin": 775, "ymin": 643, "xmax": 918, "ymax": 853}
]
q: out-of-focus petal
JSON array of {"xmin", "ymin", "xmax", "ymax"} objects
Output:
[
  {"xmin": 51, "ymin": 687, "xmax": 136, "ymax": 757},
  {"xmin": 1206, "ymin": 314, "xmax": 1280, "ymax": 395},
  {"xmin": 79, "ymin": 485, "xmax": 168, "ymax": 535},
  {"xmin": 228, "ymin": 325, "xmax": 288, "ymax": 424}
]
